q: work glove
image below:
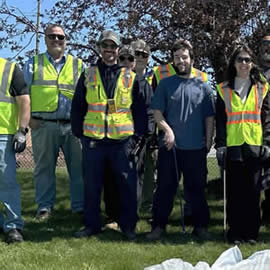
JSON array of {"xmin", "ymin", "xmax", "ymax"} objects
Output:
[
  {"xmin": 216, "ymin": 147, "xmax": 227, "ymax": 167},
  {"xmin": 259, "ymin": 167, "xmax": 270, "ymax": 191},
  {"xmin": 12, "ymin": 128, "xmax": 27, "ymax": 153},
  {"xmin": 260, "ymin": 145, "xmax": 270, "ymax": 161}
]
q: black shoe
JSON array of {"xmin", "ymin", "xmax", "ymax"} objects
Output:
[
  {"xmin": 246, "ymin": 239, "xmax": 257, "ymax": 245},
  {"xmin": 227, "ymin": 235, "xmax": 244, "ymax": 245},
  {"xmin": 192, "ymin": 227, "xmax": 210, "ymax": 240},
  {"xmin": 123, "ymin": 230, "xmax": 136, "ymax": 240},
  {"xmin": 73, "ymin": 227, "xmax": 100, "ymax": 238},
  {"xmin": 5, "ymin": 229, "xmax": 24, "ymax": 244}
]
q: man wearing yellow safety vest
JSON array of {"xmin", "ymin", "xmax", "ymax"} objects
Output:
[
  {"xmin": 131, "ymin": 39, "xmax": 157, "ymax": 214},
  {"xmin": 23, "ymin": 24, "xmax": 84, "ymax": 221},
  {"xmin": 0, "ymin": 58, "xmax": 30, "ymax": 243},
  {"xmin": 258, "ymin": 31, "xmax": 270, "ymax": 225},
  {"xmin": 71, "ymin": 30, "xmax": 154, "ymax": 240},
  {"xmin": 146, "ymin": 39, "xmax": 215, "ymax": 241},
  {"xmin": 216, "ymin": 44, "xmax": 270, "ymax": 244}
]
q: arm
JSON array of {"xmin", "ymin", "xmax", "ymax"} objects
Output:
[
  {"xmin": 205, "ymin": 116, "xmax": 214, "ymax": 152},
  {"xmin": 71, "ymin": 72, "xmax": 88, "ymax": 138},
  {"xmin": 153, "ymin": 109, "xmax": 175, "ymax": 150},
  {"xmin": 15, "ymin": 95, "xmax": 31, "ymax": 129},
  {"xmin": 262, "ymin": 83, "xmax": 270, "ymax": 145}
]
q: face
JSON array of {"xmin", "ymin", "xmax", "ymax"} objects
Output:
[
  {"xmin": 119, "ymin": 54, "xmax": 136, "ymax": 69},
  {"xmin": 234, "ymin": 51, "xmax": 253, "ymax": 78},
  {"xmin": 45, "ymin": 26, "xmax": 66, "ymax": 58},
  {"xmin": 99, "ymin": 40, "xmax": 119, "ymax": 65},
  {"xmin": 260, "ymin": 36, "xmax": 270, "ymax": 66},
  {"xmin": 173, "ymin": 48, "xmax": 193, "ymax": 76},
  {"xmin": 134, "ymin": 50, "xmax": 149, "ymax": 70}
]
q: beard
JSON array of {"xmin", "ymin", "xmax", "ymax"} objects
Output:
[{"xmin": 175, "ymin": 63, "xmax": 192, "ymax": 76}]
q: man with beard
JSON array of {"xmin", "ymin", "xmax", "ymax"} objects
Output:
[
  {"xmin": 71, "ymin": 30, "xmax": 153, "ymax": 240},
  {"xmin": 146, "ymin": 39, "xmax": 215, "ymax": 240},
  {"xmin": 23, "ymin": 24, "xmax": 84, "ymax": 221},
  {"xmin": 259, "ymin": 31, "xmax": 270, "ymax": 224}
]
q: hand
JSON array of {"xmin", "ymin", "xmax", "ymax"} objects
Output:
[
  {"xmin": 163, "ymin": 129, "xmax": 175, "ymax": 150},
  {"xmin": 260, "ymin": 145, "xmax": 270, "ymax": 161},
  {"xmin": 216, "ymin": 147, "xmax": 226, "ymax": 167},
  {"xmin": 12, "ymin": 130, "xmax": 27, "ymax": 153}
]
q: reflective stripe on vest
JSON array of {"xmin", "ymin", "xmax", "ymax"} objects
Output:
[
  {"xmin": 0, "ymin": 58, "xmax": 18, "ymax": 134},
  {"xmin": 83, "ymin": 67, "xmax": 135, "ymax": 139},
  {"xmin": 154, "ymin": 63, "xmax": 208, "ymax": 84},
  {"xmin": 31, "ymin": 54, "xmax": 82, "ymax": 112},
  {"xmin": 217, "ymin": 82, "xmax": 268, "ymax": 146}
]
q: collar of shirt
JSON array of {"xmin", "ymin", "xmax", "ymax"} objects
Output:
[{"xmin": 46, "ymin": 51, "xmax": 67, "ymax": 74}]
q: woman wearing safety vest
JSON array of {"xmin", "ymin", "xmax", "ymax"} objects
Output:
[{"xmin": 215, "ymin": 44, "xmax": 270, "ymax": 245}]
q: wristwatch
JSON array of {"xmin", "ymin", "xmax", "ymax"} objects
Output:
[{"xmin": 18, "ymin": 127, "xmax": 29, "ymax": 135}]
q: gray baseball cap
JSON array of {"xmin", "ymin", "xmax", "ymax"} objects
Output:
[
  {"xmin": 132, "ymin": 39, "xmax": 150, "ymax": 54},
  {"xmin": 98, "ymin": 30, "xmax": 121, "ymax": 46},
  {"xmin": 119, "ymin": 45, "xmax": 135, "ymax": 57}
]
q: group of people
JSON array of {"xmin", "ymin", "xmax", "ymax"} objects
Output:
[{"xmin": 1, "ymin": 23, "xmax": 270, "ymax": 245}]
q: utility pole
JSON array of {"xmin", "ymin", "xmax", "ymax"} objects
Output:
[{"xmin": 36, "ymin": 0, "xmax": 41, "ymax": 54}]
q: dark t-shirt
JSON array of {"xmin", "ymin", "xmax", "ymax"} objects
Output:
[{"xmin": 9, "ymin": 64, "xmax": 29, "ymax": 97}]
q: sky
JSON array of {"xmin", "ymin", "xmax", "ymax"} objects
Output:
[{"xmin": 1, "ymin": 0, "xmax": 56, "ymax": 59}]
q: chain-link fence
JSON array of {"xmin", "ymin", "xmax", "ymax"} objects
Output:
[
  {"xmin": 17, "ymin": 132, "xmax": 220, "ymax": 181},
  {"xmin": 16, "ymin": 131, "xmax": 66, "ymax": 169}
]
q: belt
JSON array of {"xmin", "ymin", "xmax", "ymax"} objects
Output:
[{"xmin": 32, "ymin": 117, "xmax": 70, "ymax": 124}]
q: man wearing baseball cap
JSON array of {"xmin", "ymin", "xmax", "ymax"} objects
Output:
[{"xmin": 71, "ymin": 30, "xmax": 154, "ymax": 240}]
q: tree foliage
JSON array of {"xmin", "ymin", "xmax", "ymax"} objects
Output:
[{"xmin": 0, "ymin": 0, "xmax": 269, "ymax": 82}]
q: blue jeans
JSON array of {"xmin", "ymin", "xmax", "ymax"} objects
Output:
[
  {"xmin": 152, "ymin": 147, "xmax": 209, "ymax": 229},
  {"xmin": 31, "ymin": 121, "xmax": 84, "ymax": 214},
  {"xmin": 0, "ymin": 135, "xmax": 23, "ymax": 232}
]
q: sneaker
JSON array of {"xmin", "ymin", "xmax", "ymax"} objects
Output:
[
  {"xmin": 104, "ymin": 221, "xmax": 120, "ymax": 231},
  {"xmin": 146, "ymin": 226, "xmax": 165, "ymax": 241},
  {"xmin": 5, "ymin": 229, "xmax": 24, "ymax": 244},
  {"xmin": 36, "ymin": 210, "xmax": 51, "ymax": 221}
]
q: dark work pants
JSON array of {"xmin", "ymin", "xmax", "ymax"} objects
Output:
[
  {"xmin": 226, "ymin": 158, "xmax": 261, "ymax": 240},
  {"xmin": 81, "ymin": 137, "xmax": 138, "ymax": 232},
  {"xmin": 103, "ymin": 161, "xmax": 120, "ymax": 222},
  {"xmin": 152, "ymin": 147, "xmax": 209, "ymax": 229}
]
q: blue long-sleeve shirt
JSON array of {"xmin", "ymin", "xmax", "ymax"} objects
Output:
[{"xmin": 71, "ymin": 61, "xmax": 154, "ymax": 141}]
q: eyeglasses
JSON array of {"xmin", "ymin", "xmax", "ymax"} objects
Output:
[
  {"xmin": 135, "ymin": 51, "xmax": 149, "ymax": 58},
  {"xmin": 235, "ymin": 56, "xmax": 252, "ymax": 64},
  {"xmin": 100, "ymin": 42, "xmax": 119, "ymax": 49},
  {"xmin": 46, "ymin": 34, "xmax": 66, "ymax": 41},
  {"xmin": 119, "ymin": 55, "xmax": 135, "ymax": 62}
]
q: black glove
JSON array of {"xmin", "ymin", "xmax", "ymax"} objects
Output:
[
  {"xmin": 260, "ymin": 145, "xmax": 270, "ymax": 161},
  {"xmin": 259, "ymin": 168, "xmax": 270, "ymax": 191},
  {"xmin": 216, "ymin": 147, "xmax": 226, "ymax": 167},
  {"xmin": 12, "ymin": 128, "xmax": 27, "ymax": 153}
]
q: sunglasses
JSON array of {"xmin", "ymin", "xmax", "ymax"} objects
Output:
[
  {"xmin": 119, "ymin": 55, "xmax": 135, "ymax": 62},
  {"xmin": 236, "ymin": 56, "xmax": 252, "ymax": 64},
  {"xmin": 46, "ymin": 34, "xmax": 66, "ymax": 41},
  {"xmin": 135, "ymin": 51, "xmax": 149, "ymax": 58},
  {"xmin": 262, "ymin": 40, "xmax": 270, "ymax": 46},
  {"xmin": 100, "ymin": 42, "xmax": 119, "ymax": 49}
]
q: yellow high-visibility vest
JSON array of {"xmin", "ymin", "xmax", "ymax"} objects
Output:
[
  {"xmin": 0, "ymin": 58, "xmax": 18, "ymax": 135},
  {"xmin": 31, "ymin": 53, "xmax": 83, "ymax": 112},
  {"xmin": 217, "ymin": 81, "xmax": 269, "ymax": 146},
  {"xmin": 83, "ymin": 66, "xmax": 136, "ymax": 140},
  {"xmin": 153, "ymin": 63, "xmax": 208, "ymax": 84}
]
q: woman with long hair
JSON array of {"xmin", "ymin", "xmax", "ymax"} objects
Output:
[{"xmin": 215, "ymin": 44, "xmax": 270, "ymax": 244}]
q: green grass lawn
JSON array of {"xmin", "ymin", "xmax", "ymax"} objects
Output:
[{"xmin": 0, "ymin": 161, "xmax": 270, "ymax": 270}]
